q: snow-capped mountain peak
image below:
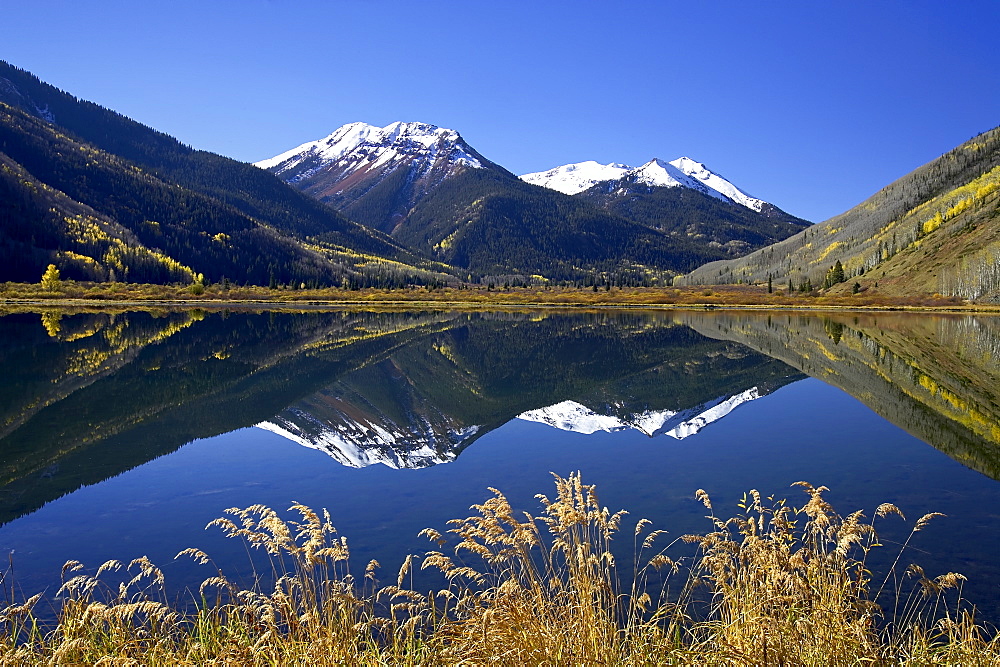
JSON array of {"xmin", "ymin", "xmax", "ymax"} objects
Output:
[
  {"xmin": 520, "ymin": 156, "xmax": 769, "ymax": 212},
  {"xmin": 632, "ymin": 158, "xmax": 718, "ymax": 196},
  {"xmin": 256, "ymin": 404, "xmax": 482, "ymax": 470},
  {"xmin": 254, "ymin": 121, "xmax": 485, "ymax": 183},
  {"xmin": 516, "ymin": 387, "xmax": 761, "ymax": 440},
  {"xmin": 520, "ymin": 160, "xmax": 632, "ymax": 195},
  {"xmin": 668, "ymin": 157, "xmax": 766, "ymax": 212}
]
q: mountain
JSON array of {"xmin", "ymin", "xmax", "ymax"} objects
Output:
[
  {"xmin": 243, "ymin": 312, "xmax": 803, "ymax": 469},
  {"xmin": 258, "ymin": 410, "xmax": 479, "ymax": 469},
  {"xmin": 0, "ymin": 61, "xmax": 448, "ymax": 287},
  {"xmin": 522, "ymin": 157, "xmax": 768, "ymax": 212},
  {"xmin": 0, "ymin": 309, "xmax": 803, "ymax": 517},
  {"xmin": 680, "ymin": 310, "xmax": 1000, "ymax": 480},
  {"xmin": 395, "ymin": 167, "xmax": 737, "ymax": 280},
  {"xmin": 258, "ymin": 384, "xmax": 771, "ymax": 470},
  {"xmin": 260, "ymin": 123, "xmax": 810, "ymax": 281},
  {"xmin": 525, "ymin": 157, "xmax": 810, "ymax": 258},
  {"xmin": 7, "ymin": 308, "xmax": 1000, "ymax": 520},
  {"xmin": 254, "ymin": 352, "xmax": 489, "ymax": 470},
  {"xmin": 519, "ymin": 161, "xmax": 633, "ymax": 195},
  {"xmin": 575, "ymin": 172, "xmax": 810, "ymax": 259},
  {"xmin": 517, "ymin": 386, "xmax": 763, "ymax": 440},
  {"xmin": 0, "ymin": 309, "xmax": 463, "ymax": 524},
  {"xmin": 255, "ymin": 121, "xmax": 502, "ymax": 235},
  {"xmin": 1, "ymin": 60, "xmax": 814, "ymax": 287},
  {"xmin": 677, "ymin": 126, "xmax": 1000, "ymax": 302},
  {"xmin": 257, "ymin": 122, "xmax": 713, "ymax": 280}
]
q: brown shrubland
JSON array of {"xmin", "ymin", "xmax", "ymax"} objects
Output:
[
  {"xmin": 2, "ymin": 473, "xmax": 997, "ymax": 664},
  {"xmin": 0, "ymin": 280, "xmax": 980, "ymax": 311}
]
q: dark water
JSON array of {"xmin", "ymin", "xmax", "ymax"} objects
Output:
[{"xmin": 1, "ymin": 308, "xmax": 999, "ymax": 619}]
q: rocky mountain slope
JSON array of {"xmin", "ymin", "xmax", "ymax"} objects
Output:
[{"xmin": 256, "ymin": 121, "xmax": 501, "ymax": 235}]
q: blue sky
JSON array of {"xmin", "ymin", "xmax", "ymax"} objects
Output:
[{"xmin": 4, "ymin": 0, "xmax": 998, "ymax": 222}]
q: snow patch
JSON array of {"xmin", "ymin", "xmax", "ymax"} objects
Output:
[
  {"xmin": 660, "ymin": 387, "xmax": 760, "ymax": 439},
  {"xmin": 632, "ymin": 158, "xmax": 720, "ymax": 199},
  {"xmin": 518, "ymin": 400, "xmax": 635, "ymax": 434}
]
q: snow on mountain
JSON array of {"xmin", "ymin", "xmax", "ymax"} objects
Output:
[
  {"xmin": 254, "ymin": 121, "xmax": 485, "ymax": 183},
  {"xmin": 662, "ymin": 387, "xmax": 760, "ymax": 439},
  {"xmin": 631, "ymin": 158, "xmax": 721, "ymax": 198},
  {"xmin": 517, "ymin": 387, "xmax": 761, "ymax": 440},
  {"xmin": 517, "ymin": 400, "xmax": 632, "ymax": 435},
  {"xmin": 520, "ymin": 156, "xmax": 768, "ymax": 212},
  {"xmin": 256, "ymin": 407, "xmax": 481, "ymax": 469},
  {"xmin": 258, "ymin": 120, "xmax": 773, "ymax": 216},
  {"xmin": 669, "ymin": 157, "xmax": 766, "ymax": 212},
  {"xmin": 520, "ymin": 161, "xmax": 632, "ymax": 195},
  {"xmin": 255, "ymin": 384, "xmax": 762, "ymax": 469}
]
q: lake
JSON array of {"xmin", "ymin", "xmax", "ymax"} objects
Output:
[{"xmin": 2, "ymin": 307, "xmax": 999, "ymax": 620}]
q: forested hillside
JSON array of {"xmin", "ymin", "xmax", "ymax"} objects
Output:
[
  {"xmin": 0, "ymin": 103, "xmax": 330, "ymax": 284},
  {"xmin": 575, "ymin": 177, "xmax": 809, "ymax": 258},
  {"xmin": 678, "ymin": 126, "xmax": 1000, "ymax": 302},
  {"xmin": 399, "ymin": 169, "xmax": 724, "ymax": 282},
  {"xmin": 0, "ymin": 62, "xmax": 453, "ymax": 287},
  {"xmin": 0, "ymin": 62, "xmax": 405, "ymax": 254},
  {"xmin": 0, "ymin": 148, "xmax": 195, "ymax": 283}
]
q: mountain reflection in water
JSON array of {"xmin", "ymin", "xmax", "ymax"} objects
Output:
[
  {"xmin": 681, "ymin": 311, "xmax": 1000, "ymax": 480},
  {"xmin": 2, "ymin": 308, "xmax": 998, "ymax": 526},
  {"xmin": 3, "ymin": 307, "xmax": 1000, "ymax": 619}
]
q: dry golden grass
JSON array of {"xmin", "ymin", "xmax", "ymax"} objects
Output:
[
  {"xmin": 3, "ymin": 280, "xmax": 993, "ymax": 313},
  {"xmin": 2, "ymin": 473, "xmax": 997, "ymax": 665}
]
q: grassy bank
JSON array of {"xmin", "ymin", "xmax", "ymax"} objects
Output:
[
  {"xmin": 2, "ymin": 474, "xmax": 996, "ymax": 664},
  {"xmin": 4, "ymin": 280, "xmax": 998, "ymax": 313}
]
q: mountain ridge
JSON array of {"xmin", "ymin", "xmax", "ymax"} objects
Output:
[
  {"xmin": 256, "ymin": 121, "xmax": 508, "ymax": 238},
  {"xmin": 0, "ymin": 61, "xmax": 455, "ymax": 287},
  {"xmin": 522, "ymin": 156, "xmax": 769, "ymax": 213},
  {"xmin": 677, "ymin": 125, "xmax": 1000, "ymax": 302},
  {"xmin": 259, "ymin": 120, "xmax": 812, "ymax": 281}
]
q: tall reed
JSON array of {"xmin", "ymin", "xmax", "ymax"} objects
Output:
[{"xmin": 2, "ymin": 473, "xmax": 997, "ymax": 664}]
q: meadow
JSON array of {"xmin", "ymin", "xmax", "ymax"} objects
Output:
[{"xmin": 0, "ymin": 280, "xmax": 983, "ymax": 313}]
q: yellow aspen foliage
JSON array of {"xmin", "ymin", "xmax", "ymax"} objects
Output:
[{"xmin": 41, "ymin": 264, "xmax": 61, "ymax": 291}]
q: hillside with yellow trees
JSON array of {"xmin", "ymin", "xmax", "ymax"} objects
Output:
[{"xmin": 678, "ymin": 126, "xmax": 1000, "ymax": 303}]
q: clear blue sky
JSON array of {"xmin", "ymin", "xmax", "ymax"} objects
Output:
[{"xmin": 4, "ymin": 0, "xmax": 998, "ymax": 222}]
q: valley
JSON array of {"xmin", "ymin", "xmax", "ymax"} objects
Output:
[
  {"xmin": 4, "ymin": 4, "xmax": 1000, "ymax": 662},
  {"xmin": 3, "ymin": 58, "xmax": 998, "ymax": 309}
]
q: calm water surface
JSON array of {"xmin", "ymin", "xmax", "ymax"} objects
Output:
[{"xmin": 1, "ymin": 309, "xmax": 999, "ymax": 619}]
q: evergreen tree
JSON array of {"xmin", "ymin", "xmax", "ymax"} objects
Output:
[{"xmin": 823, "ymin": 260, "xmax": 846, "ymax": 289}]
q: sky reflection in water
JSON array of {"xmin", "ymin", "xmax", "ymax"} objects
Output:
[{"xmin": 1, "ymin": 309, "xmax": 998, "ymax": 620}]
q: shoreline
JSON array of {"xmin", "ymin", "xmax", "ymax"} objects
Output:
[
  {"xmin": 3, "ymin": 281, "xmax": 998, "ymax": 314},
  {"xmin": 3, "ymin": 296, "xmax": 1000, "ymax": 315}
]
